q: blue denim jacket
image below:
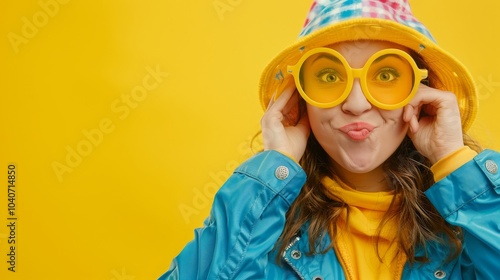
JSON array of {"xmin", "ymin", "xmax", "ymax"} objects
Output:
[{"xmin": 160, "ymin": 150, "xmax": 500, "ymax": 279}]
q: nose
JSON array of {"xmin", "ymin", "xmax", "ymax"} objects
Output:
[{"xmin": 341, "ymin": 79, "xmax": 372, "ymax": 115}]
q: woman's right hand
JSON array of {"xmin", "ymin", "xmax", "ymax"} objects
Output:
[{"xmin": 261, "ymin": 82, "xmax": 311, "ymax": 162}]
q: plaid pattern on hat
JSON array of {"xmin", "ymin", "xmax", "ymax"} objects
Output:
[{"xmin": 299, "ymin": 0, "xmax": 435, "ymax": 41}]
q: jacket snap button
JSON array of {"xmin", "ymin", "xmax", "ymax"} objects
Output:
[
  {"xmin": 434, "ymin": 270, "xmax": 446, "ymax": 279},
  {"xmin": 313, "ymin": 277, "xmax": 323, "ymax": 280},
  {"xmin": 485, "ymin": 160, "xmax": 498, "ymax": 174},
  {"xmin": 275, "ymin": 166, "xmax": 289, "ymax": 180},
  {"xmin": 291, "ymin": 250, "xmax": 301, "ymax": 259}
]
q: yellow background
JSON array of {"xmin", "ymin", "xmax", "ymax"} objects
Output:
[{"xmin": 1, "ymin": 0, "xmax": 499, "ymax": 279}]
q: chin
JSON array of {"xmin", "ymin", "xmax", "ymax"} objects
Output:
[
  {"xmin": 330, "ymin": 148, "xmax": 390, "ymax": 175},
  {"xmin": 342, "ymin": 161, "xmax": 380, "ymax": 174}
]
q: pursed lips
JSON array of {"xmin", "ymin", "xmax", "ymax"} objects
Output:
[{"xmin": 339, "ymin": 122, "xmax": 375, "ymax": 141}]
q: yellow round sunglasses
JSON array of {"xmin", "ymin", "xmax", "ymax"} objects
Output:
[{"xmin": 286, "ymin": 48, "xmax": 428, "ymax": 110}]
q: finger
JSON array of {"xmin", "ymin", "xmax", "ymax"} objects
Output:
[
  {"xmin": 271, "ymin": 82, "xmax": 296, "ymax": 112},
  {"xmin": 409, "ymin": 114, "xmax": 420, "ymax": 133},
  {"xmin": 407, "ymin": 84, "xmax": 451, "ymax": 109},
  {"xmin": 407, "ymin": 84, "xmax": 434, "ymax": 106},
  {"xmin": 403, "ymin": 105, "xmax": 418, "ymax": 134},
  {"xmin": 266, "ymin": 78, "xmax": 294, "ymax": 111},
  {"xmin": 403, "ymin": 104, "xmax": 414, "ymax": 123},
  {"xmin": 266, "ymin": 92, "xmax": 276, "ymax": 111},
  {"xmin": 262, "ymin": 85, "xmax": 295, "ymax": 130},
  {"xmin": 274, "ymin": 77, "xmax": 296, "ymax": 101}
]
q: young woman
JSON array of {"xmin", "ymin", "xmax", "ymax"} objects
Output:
[{"xmin": 160, "ymin": 0, "xmax": 500, "ymax": 279}]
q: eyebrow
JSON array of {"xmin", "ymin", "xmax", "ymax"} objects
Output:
[
  {"xmin": 311, "ymin": 53, "xmax": 343, "ymax": 65},
  {"xmin": 373, "ymin": 54, "xmax": 406, "ymax": 64}
]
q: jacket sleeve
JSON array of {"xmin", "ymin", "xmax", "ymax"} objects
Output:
[
  {"xmin": 159, "ymin": 150, "xmax": 307, "ymax": 280},
  {"xmin": 425, "ymin": 149, "xmax": 500, "ymax": 279}
]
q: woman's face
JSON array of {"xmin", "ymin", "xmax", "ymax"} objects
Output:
[{"xmin": 306, "ymin": 41, "xmax": 410, "ymax": 178}]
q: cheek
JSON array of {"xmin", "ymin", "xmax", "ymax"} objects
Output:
[
  {"xmin": 306, "ymin": 104, "xmax": 337, "ymax": 123},
  {"xmin": 306, "ymin": 106, "xmax": 343, "ymax": 150},
  {"xmin": 306, "ymin": 105, "xmax": 331, "ymax": 136},
  {"xmin": 381, "ymin": 109, "xmax": 406, "ymax": 129},
  {"xmin": 380, "ymin": 110, "xmax": 408, "ymax": 142}
]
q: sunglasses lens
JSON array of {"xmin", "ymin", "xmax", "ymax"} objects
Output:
[
  {"xmin": 365, "ymin": 53, "xmax": 414, "ymax": 105},
  {"xmin": 298, "ymin": 52, "xmax": 349, "ymax": 104}
]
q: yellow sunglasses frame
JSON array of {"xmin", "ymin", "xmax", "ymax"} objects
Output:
[{"xmin": 287, "ymin": 48, "xmax": 428, "ymax": 110}]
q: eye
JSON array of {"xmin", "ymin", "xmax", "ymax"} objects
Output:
[
  {"xmin": 375, "ymin": 68, "xmax": 400, "ymax": 82},
  {"xmin": 317, "ymin": 69, "xmax": 342, "ymax": 83}
]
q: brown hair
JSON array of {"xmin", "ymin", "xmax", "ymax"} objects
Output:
[{"xmin": 274, "ymin": 50, "xmax": 483, "ymax": 264}]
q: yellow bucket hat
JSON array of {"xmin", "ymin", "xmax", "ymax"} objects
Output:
[{"xmin": 258, "ymin": 0, "xmax": 477, "ymax": 131}]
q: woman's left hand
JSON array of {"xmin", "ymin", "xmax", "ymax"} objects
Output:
[{"xmin": 403, "ymin": 84, "xmax": 464, "ymax": 164}]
